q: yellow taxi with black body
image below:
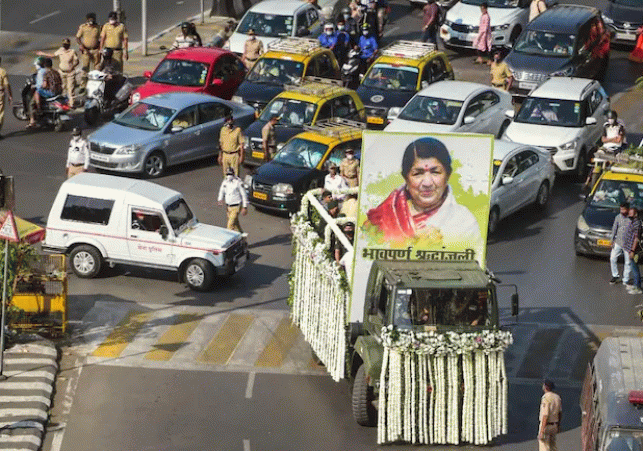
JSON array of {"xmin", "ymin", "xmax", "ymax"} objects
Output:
[
  {"xmin": 243, "ymin": 79, "xmax": 365, "ymax": 166},
  {"xmin": 231, "ymin": 38, "xmax": 341, "ymax": 113},
  {"xmin": 248, "ymin": 118, "xmax": 364, "ymax": 213},
  {"xmin": 356, "ymin": 40, "xmax": 454, "ymax": 129},
  {"xmin": 575, "ymin": 160, "xmax": 643, "ymax": 257}
]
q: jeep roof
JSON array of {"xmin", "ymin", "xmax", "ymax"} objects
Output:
[
  {"xmin": 373, "ymin": 260, "xmax": 489, "ymax": 289},
  {"xmin": 527, "ymin": 4, "xmax": 599, "ymax": 33},
  {"xmin": 529, "ymin": 77, "xmax": 598, "ymax": 101}
]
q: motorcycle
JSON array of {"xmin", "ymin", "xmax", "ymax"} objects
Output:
[
  {"xmin": 342, "ymin": 48, "xmax": 362, "ymax": 89},
  {"xmin": 84, "ymin": 70, "xmax": 133, "ymax": 126},
  {"xmin": 12, "ymin": 75, "xmax": 71, "ymax": 132}
]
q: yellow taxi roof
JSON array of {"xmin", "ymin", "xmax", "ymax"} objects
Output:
[
  {"xmin": 279, "ymin": 82, "xmax": 350, "ymax": 104},
  {"xmin": 294, "ymin": 119, "xmax": 364, "ymax": 145},
  {"xmin": 374, "ymin": 54, "xmax": 425, "ymax": 69},
  {"xmin": 602, "ymin": 167, "xmax": 643, "ymax": 183},
  {"xmin": 261, "ymin": 50, "xmax": 310, "ymax": 64},
  {"xmin": 295, "ymin": 129, "xmax": 362, "ymax": 146}
]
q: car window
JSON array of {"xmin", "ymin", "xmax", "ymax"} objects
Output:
[
  {"xmin": 272, "ymin": 137, "xmax": 328, "ymax": 168},
  {"xmin": 172, "ymin": 106, "xmax": 198, "ymax": 129},
  {"xmin": 247, "ymin": 58, "xmax": 304, "ymax": 84},
  {"xmin": 199, "ymin": 102, "xmax": 229, "ymax": 124},
  {"xmin": 61, "ymin": 195, "xmax": 114, "ymax": 225},
  {"xmin": 513, "ymin": 30, "xmax": 576, "ymax": 57},
  {"xmin": 587, "ymin": 88, "xmax": 603, "ymax": 115},
  {"xmin": 295, "ymin": 11, "xmax": 307, "ymax": 29},
  {"xmin": 515, "ymin": 97, "xmax": 583, "ymax": 127},
  {"xmin": 399, "ymin": 96, "xmax": 462, "ymax": 125},
  {"xmin": 236, "ymin": 12, "xmax": 294, "ymax": 38},
  {"xmin": 327, "ymin": 145, "xmax": 347, "ymax": 167},
  {"xmin": 151, "ymin": 59, "xmax": 209, "ymax": 87},
  {"xmin": 114, "ymin": 102, "xmax": 175, "ymax": 131},
  {"xmin": 212, "ymin": 55, "xmax": 239, "ymax": 81},
  {"xmin": 365, "ymin": 64, "xmax": 419, "ymax": 91},
  {"xmin": 502, "ymin": 156, "xmax": 520, "ymax": 178},
  {"xmin": 428, "ymin": 58, "xmax": 447, "ymax": 83},
  {"xmin": 305, "ymin": 59, "xmax": 317, "ymax": 77},
  {"xmin": 317, "ymin": 101, "xmax": 332, "ymax": 121},
  {"xmin": 260, "ymin": 98, "xmax": 316, "ymax": 126},
  {"xmin": 333, "ymin": 95, "xmax": 358, "ymax": 119},
  {"xmin": 462, "ymin": 0, "xmax": 520, "ymax": 7},
  {"xmin": 464, "ymin": 95, "xmax": 484, "ymax": 119},
  {"xmin": 590, "ymin": 179, "xmax": 643, "ymax": 209},
  {"xmin": 131, "ymin": 209, "xmax": 164, "ymax": 232},
  {"xmin": 516, "ymin": 150, "xmax": 539, "ymax": 174}
]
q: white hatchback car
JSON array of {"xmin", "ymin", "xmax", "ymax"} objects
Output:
[
  {"xmin": 225, "ymin": 0, "xmax": 322, "ymax": 56},
  {"xmin": 489, "ymin": 140, "xmax": 556, "ymax": 233},
  {"xmin": 385, "ymin": 80, "xmax": 512, "ymax": 137},
  {"xmin": 503, "ymin": 77, "xmax": 610, "ymax": 179}
]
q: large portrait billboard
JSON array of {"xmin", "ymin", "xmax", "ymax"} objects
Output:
[{"xmin": 350, "ymin": 132, "xmax": 493, "ymax": 321}]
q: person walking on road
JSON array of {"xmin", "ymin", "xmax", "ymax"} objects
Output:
[
  {"xmin": 100, "ymin": 11, "xmax": 128, "ymax": 69},
  {"xmin": 76, "ymin": 13, "xmax": 101, "ymax": 89},
  {"xmin": 0, "ymin": 57, "xmax": 13, "ymax": 140},
  {"xmin": 538, "ymin": 379, "xmax": 562, "ymax": 451},
  {"xmin": 473, "ymin": 2, "xmax": 492, "ymax": 65},
  {"xmin": 242, "ymin": 29, "xmax": 263, "ymax": 70},
  {"xmin": 262, "ymin": 114, "xmax": 279, "ymax": 161},
  {"xmin": 66, "ymin": 127, "xmax": 90, "ymax": 178},
  {"xmin": 172, "ymin": 22, "xmax": 200, "ymax": 49},
  {"xmin": 218, "ymin": 167, "xmax": 248, "ymax": 233},
  {"xmin": 626, "ymin": 206, "xmax": 643, "ymax": 294},
  {"xmin": 422, "ymin": 0, "xmax": 439, "ymax": 45},
  {"xmin": 529, "ymin": 0, "xmax": 547, "ymax": 22},
  {"xmin": 489, "ymin": 49, "xmax": 513, "ymax": 91},
  {"xmin": 37, "ymin": 38, "xmax": 79, "ymax": 107},
  {"xmin": 218, "ymin": 115, "xmax": 245, "ymax": 176},
  {"xmin": 340, "ymin": 148, "xmax": 360, "ymax": 187},
  {"xmin": 610, "ymin": 202, "xmax": 633, "ymax": 285}
]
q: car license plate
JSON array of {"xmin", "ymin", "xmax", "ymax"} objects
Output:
[
  {"xmin": 90, "ymin": 152, "xmax": 110, "ymax": 162},
  {"xmin": 253, "ymin": 191, "xmax": 267, "ymax": 201},
  {"xmin": 597, "ymin": 239, "xmax": 611, "ymax": 247},
  {"xmin": 616, "ymin": 32, "xmax": 636, "ymax": 41},
  {"xmin": 367, "ymin": 116, "xmax": 384, "ymax": 125},
  {"xmin": 252, "ymin": 151, "xmax": 265, "ymax": 159},
  {"xmin": 518, "ymin": 81, "xmax": 537, "ymax": 90},
  {"xmin": 235, "ymin": 253, "xmax": 246, "ymax": 271}
]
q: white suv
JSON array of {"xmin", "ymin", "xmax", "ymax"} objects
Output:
[
  {"xmin": 503, "ymin": 77, "xmax": 610, "ymax": 179},
  {"xmin": 43, "ymin": 173, "xmax": 248, "ymax": 291}
]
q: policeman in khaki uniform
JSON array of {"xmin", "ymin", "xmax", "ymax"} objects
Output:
[
  {"xmin": 100, "ymin": 11, "xmax": 128, "ymax": 68},
  {"xmin": 538, "ymin": 379, "xmax": 562, "ymax": 451},
  {"xmin": 262, "ymin": 115, "xmax": 279, "ymax": 161},
  {"xmin": 242, "ymin": 29, "xmax": 264, "ymax": 70},
  {"xmin": 38, "ymin": 38, "xmax": 79, "ymax": 107},
  {"xmin": 0, "ymin": 57, "xmax": 13, "ymax": 139},
  {"xmin": 218, "ymin": 115, "xmax": 245, "ymax": 176},
  {"xmin": 76, "ymin": 13, "xmax": 101, "ymax": 87},
  {"xmin": 340, "ymin": 148, "xmax": 360, "ymax": 187}
]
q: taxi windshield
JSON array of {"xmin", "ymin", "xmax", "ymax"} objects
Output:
[
  {"xmin": 151, "ymin": 59, "xmax": 209, "ymax": 87},
  {"xmin": 362, "ymin": 64, "xmax": 418, "ymax": 91},
  {"xmin": 259, "ymin": 98, "xmax": 317, "ymax": 126},
  {"xmin": 398, "ymin": 96, "xmax": 462, "ymax": 125},
  {"xmin": 590, "ymin": 179, "xmax": 643, "ymax": 209},
  {"xmin": 272, "ymin": 138, "xmax": 328, "ymax": 168},
  {"xmin": 237, "ymin": 12, "xmax": 293, "ymax": 38},
  {"xmin": 604, "ymin": 429, "xmax": 643, "ymax": 451},
  {"xmin": 114, "ymin": 102, "xmax": 176, "ymax": 131},
  {"xmin": 513, "ymin": 30, "xmax": 576, "ymax": 57},
  {"xmin": 247, "ymin": 58, "xmax": 304, "ymax": 84},
  {"xmin": 515, "ymin": 98, "xmax": 583, "ymax": 127},
  {"xmin": 393, "ymin": 288, "xmax": 490, "ymax": 327}
]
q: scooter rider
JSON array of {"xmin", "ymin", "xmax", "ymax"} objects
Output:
[
  {"xmin": 601, "ymin": 110, "xmax": 627, "ymax": 153},
  {"xmin": 341, "ymin": 7, "xmax": 359, "ymax": 45},
  {"xmin": 97, "ymin": 48, "xmax": 123, "ymax": 104},
  {"xmin": 335, "ymin": 20, "xmax": 351, "ymax": 66},
  {"xmin": 319, "ymin": 23, "xmax": 338, "ymax": 49},
  {"xmin": 172, "ymin": 22, "xmax": 199, "ymax": 49},
  {"xmin": 358, "ymin": 23, "xmax": 378, "ymax": 75}
]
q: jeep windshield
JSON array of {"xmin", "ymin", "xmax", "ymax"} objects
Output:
[
  {"xmin": 166, "ymin": 198, "xmax": 195, "ymax": 234},
  {"xmin": 604, "ymin": 429, "xmax": 643, "ymax": 451},
  {"xmin": 462, "ymin": 0, "xmax": 519, "ymax": 8},
  {"xmin": 398, "ymin": 96, "xmax": 462, "ymax": 125},
  {"xmin": 515, "ymin": 97, "xmax": 583, "ymax": 127},
  {"xmin": 150, "ymin": 59, "xmax": 209, "ymax": 87},
  {"xmin": 272, "ymin": 138, "xmax": 328, "ymax": 168},
  {"xmin": 393, "ymin": 288, "xmax": 490, "ymax": 327},
  {"xmin": 114, "ymin": 102, "xmax": 176, "ymax": 131},
  {"xmin": 513, "ymin": 30, "xmax": 576, "ymax": 57},
  {"xmin": 247, "ymin": 58, "xmax": 304, "ymax": 84},
  {"xmin": 259, "ymin": 98, "xmax": 317, "ymax": 126},
  {"xmin": 363, "ymin": 64, "xmax": 418, "ymax": 91},
  {"xmin": 590, "ymin": 179, "xmax": 643, "ymax": 209},
  {"xmin": 237, "ymin": 12, "xmax": 293, "ymax": 38}
]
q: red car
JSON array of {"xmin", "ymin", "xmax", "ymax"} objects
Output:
[{"xmin": 130, "ymin": 47, "xmax": 246, "ymax": 103}]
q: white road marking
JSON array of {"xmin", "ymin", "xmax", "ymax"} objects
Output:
[
  {"xmin": 243, "ymin": 439, "xmax": 251, "ymax": 451},
  {"xmin": 0, "ymin": 381, "xmax": 53, "ymax": 392},
  {"xmin": 177, "ymin": 1, "xmax": 185, "ymax": 4},
  {"xmin": 51, "ymin": 357, "xmax": 84, "ymax": 451},
  {"xmin": 383, "ymin": 26, "xmax": 399, "ymax": 38},
  {"xmin": 0, "ymin": 434, "xmax": 41, "ymax": 445},
  {"xmin": 29, "ymin": 10, "xmax": 61, "ymax": 24},
  {"xmin": 2, "ymin": 370, "xmax": 55, "ymax": 380},
  {"xmin": 245, "ymin": 371, "xmax": 255, "ymax": 399},
  {"xmin": 50, "ymin": 422, "xmax": 66, "ymax": 451},
  {"xmin": 0, "ymin": 395, "xmax": 51, "ymax": 406},
  {"xmin": 0, "ymin": 407, "xmax": 48, "ymax": 419}
]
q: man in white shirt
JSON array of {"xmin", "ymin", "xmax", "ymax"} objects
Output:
[
  {"xmin": 218, "ymin": 167, "xmax": 248, "ymax": 232},
  {"xmin": 324, "ymin": 163, "xmax": 348, "ymax": 199},
  {"xmin": 66, "ymin": 127, "xmax": 89, "ymax": 178}
]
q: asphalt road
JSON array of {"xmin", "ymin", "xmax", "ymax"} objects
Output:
[{"xmin": 0, "ymin": 0, "xmax": 640, "ymax": 449}]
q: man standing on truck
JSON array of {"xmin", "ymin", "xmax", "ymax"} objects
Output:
[
  {"xmin": 218, "ymin": 167, "xmax": 248, "ymax": 233},
  {"xmin": 538, "ymin": 379, "xmax": 562, "ymax": 451}
]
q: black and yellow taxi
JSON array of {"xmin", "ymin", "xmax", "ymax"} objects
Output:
[
  {"xmin": 356, "ymin": 40, "xmax": 454, "ymax": 129},
  {"xmin": 243, "ymin": 80, "xmax": 365, "ymax": 166},
  {"xmin": 231, "ymin": 37, "xmax": 341, "ymax": 113},
  {"xmin": 248, "ymin": 118, "xmax": 364, "ymax": 213}
]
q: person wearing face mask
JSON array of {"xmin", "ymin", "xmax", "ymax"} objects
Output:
[
  {"xmin": 358, "ymin": 23, "xmax": 378, "ymax": 75},
  {"xmin": 340, "ymin": 148, "xmax": 360, "ymax": 187},
  {"xmin": 324, "ymin": 163, "xmax": 349, "ymax": 199},
  {"xmin": 100, "ymin": 11, "xmax": 128, "ymax": 69},
  {"xmin": 76, "ymin": 13, "xmax": 101, "ymax": 89},
  {"xmin": 242, "ymin": 29, "xmax": 264, "ymax": 70},
  {"xmin": 363, "ymin": 0, "xmax": 380, "ymax": 44},
  {"xmin": 341, "ymin": 7, "xmax": 359, "ymax": 45},
  {"xmin": 319, "ymin": 23, "xmax": 338, "ymax": 50},
  {"xmin": 218, "ymin": 115, "xmax": 246, "ymax": 176},
  {"xmin": 37, "ymin": 38, "xmax": 79, "ymax": 107},
  {"xmin": 218, "ymin": 167, "xmax": 249, "ymax": 233},
  {"xmin": 601, "ymin": 110, "xmax": 626, "ymax": 153},
  {"xmin": 489, "ymin": 49, "xmax": 512, "ymax": 91},
  {"xmin": 66, "ymin": 127, "xmax": 89, "ymax": 178},
  {"xmin": 335, "ymin": 20, "xmax": 351, "ymax": 66}
]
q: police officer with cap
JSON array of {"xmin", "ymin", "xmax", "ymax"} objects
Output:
[
  {"xmin": 242, "ymin": 29, "xmax": 264, "ymax": 70},
  {"xmin": 100, "ymin": 11, "xmax": 128, "ymax": 68},
  {"xmin": 218, "ymin": 167, "xmax": 248, "ymax": 233},
  {"xmin": 66, "ymin": 127, "xmax": 89, "ymax": 178},
  {"xmin": 37, "ymin": 38, "xmax": 79, "ymax": 107},
  {"xmin": 76, "ymin": 13, "xmax": 101, "ymax": 88},
  {"xmin": 538, "ymin": 379, "xmax": 562, "ymax": 451},
  {"xmin": 218, "ymin": 114, "xmax": 245, "ymax": 176}
]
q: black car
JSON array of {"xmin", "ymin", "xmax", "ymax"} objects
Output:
[
  {"xmin": 505, "ymin": 5, "xmax": 610, "ymax": 98},
  {"xmin": 602, "ymin": 0, "xmax": 643, "ymax": 46}
]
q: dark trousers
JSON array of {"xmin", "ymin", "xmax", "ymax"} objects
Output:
[{"xmin": 422, "ymin": 25, "xmax": 437, "ymax": 44}]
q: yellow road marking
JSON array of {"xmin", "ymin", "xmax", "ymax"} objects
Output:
[
  {"xmin": 198, "ymin": 314, "xmax": 253, "ymax": 364},
  {"xmin": 145, "ymin": 314, "xmax": 201, "ymax": 361},
  {"xmin": 92, "ymin": 310, "xmax": 152, "ymax": 358},
  {"xmin": 255, "ymin": 318, "xmax": 299, "ymax": 368}
]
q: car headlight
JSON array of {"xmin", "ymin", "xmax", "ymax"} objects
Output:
[
  {"xmin": 272, "ymin": 183, "xmax": 294, "ymax": 196},
  {"xmin": 491, "ymin": 24, "xmax": 511, "ymax": 31},
  {"xmin": 550, "ymin": 66, "xmax": 574, "ymax": 77},
  {"xmin": 560, "ymin": 139, "xmax": 577, "ymax": 151},
  {"xmin": 601, "ymin": 14, "xmax": 614, "ymax": 25},
  {"xmin": 131, "ymin": 92, "xmax": 141, "ymax": 103},
  {"xmin": 231, "ymin": 95, "xmax": 243, "ymax": 104},
  {"xmin": 577, "ymin": 215, "xmax": 590, "ymax": 233},
  {"xmin": 116, "ymin": 144, "xmax": 141, "ymax": 154}
]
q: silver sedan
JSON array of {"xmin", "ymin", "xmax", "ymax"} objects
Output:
[{"xmin": 88, "ymin": 92, "xmax": 256, "ymax": 178}]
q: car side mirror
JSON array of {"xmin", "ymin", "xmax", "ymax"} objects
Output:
[
  {"xmin": 160, "ymin": 225, "xmax": 169, "ymax": 240},
  {"xmin": 505, "ymin": 109, "xmax": 515, "ymax": 119},
  {"xmin": 511, "ymin": 293, "xmax": 519, "ymax": 316},
  {"xmin": 212, "ymin": 78, "xmax": 223, "ymax": 86},
  {"xmin": 585, "ymin": 117, "xmax": 597, "ymax": 125},
  {"xmin": 171, "ymin": 125, "xmax": 184, "ymax": 134},
  {"xmin": 463, "ymin": 116, "xmax": 475, "ymax": 125},
  {"xmin": 143, "ymin": 70, "xmax": 152, "ymax": 78},
  {"xmin": 502, "ymin": 175, "xmax": 514, "ymax": 185}
]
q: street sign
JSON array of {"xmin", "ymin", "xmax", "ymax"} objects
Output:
[{"xmin": 0, "ymin": 210, "xmax": 19, "ymax": 242}]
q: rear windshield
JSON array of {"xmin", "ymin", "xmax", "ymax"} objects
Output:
[
  {"xmin": 398, "ymin": 96, "xmax": 462, "ymax": 125},
  {"xmin": 604, "ymin": 429, "xmax": 643, "ymax": 451},
  {"xmin": 515, "ymin": 98, "xmax": 583, "ymax": 127},
  {"xmin": 259, "ymin": 98, "xmax": 317, "ymax": 126},
  {"xmin": 513, "ymin": 30, "xmax": 576, "ymax": 57},
  {"xmin": 362, "ymin": 64, "xmax": 418, "ymax": 91},
  {"xmin": 247, "ymin": 58, "xmax": 304, "ymax": 84},
  {"xmin": 237, "ymin": 12, "xmax": 293, "ymax": 38}
]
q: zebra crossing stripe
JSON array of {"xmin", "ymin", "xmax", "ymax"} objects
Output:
[
  {"xmin": 255, "ymin": 318, "xmax": 299, "ymax": 368},
  {"xmin": 145, "ymin": 313, "xmax": 201, "ymax": 361},
  {"xmin": 198, "ymin": 314, "xmax": 254, "ymax": 365},
  {"xmin": 0, "ymin": 407, "xmax": 48, "ymax": 419},
  {"xmin": 91, "ymin": 310, "xmax": 152, "ymax": 358}
]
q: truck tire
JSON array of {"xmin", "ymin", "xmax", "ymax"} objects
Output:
[
  {"xmin": 70, "ymin": 245, "xmax": 103, "ymax": 278},
  {"xmin": 352, "ymin": 364, "xmax": 377, "ymax": 427},
  {"xmin": 183, "ymin": 258, "xmax": 215, "ymax": 292}
]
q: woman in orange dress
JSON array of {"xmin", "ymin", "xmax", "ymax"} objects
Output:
[{"xmin": 629, "ymin": 23, "xmax": 643, "ymax": 63}]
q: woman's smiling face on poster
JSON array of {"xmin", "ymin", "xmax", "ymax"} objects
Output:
[{"xmin": 405, "ymin": 157, "xmax": 449, "ymax": 211}]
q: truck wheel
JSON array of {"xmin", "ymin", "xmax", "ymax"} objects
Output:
[
  {"xmin": 352, "ymin": 364, "xmax": 377, "ymax": 427},
  {"xmin": 70, "ymin": 245, "xmax": 103, "ymax": 278},
  {"xmin": 184, "ymin": 259, "xmax": 215, "ymax": 292}
]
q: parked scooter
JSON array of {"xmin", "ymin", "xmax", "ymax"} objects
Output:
[
  {"xmin": 84, "ymin": 70, "xmax": 133, "ymax": 126},
  {"xmin": 12, "ymin": 75, "xmax": 71, "ymax": 132},
  {"xmin": 342, "ymin": 48, "xmax": 362, "ymax": 89}
]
